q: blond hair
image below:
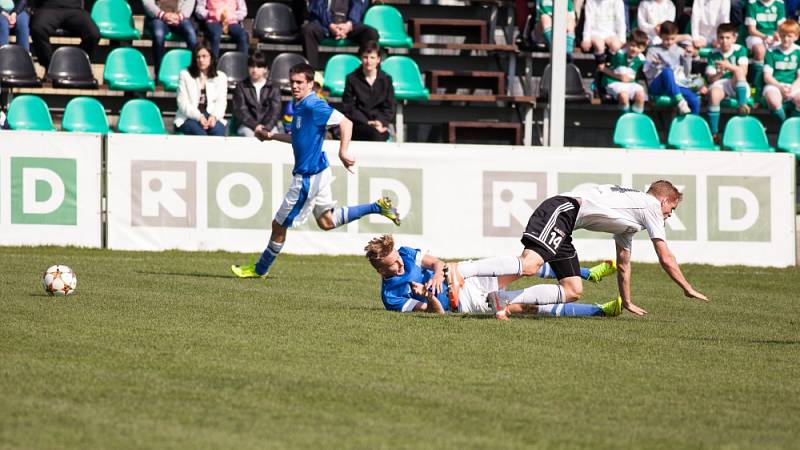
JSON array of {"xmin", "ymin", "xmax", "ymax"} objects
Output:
[
  {"xmin": 647, "ymin": 180, "xmax": 683, "ymax": 202},
  {"xmin": 364, "ymin": 234, "xmax": 395, "ymax": 269},
  {"xmin": 779, "ymin": 19, "xmax": 800, "ymax": 37}
]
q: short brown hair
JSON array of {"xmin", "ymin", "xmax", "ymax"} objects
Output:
[
  {"xmin": 716, "ymin": 23, "xmax": 738, "ymax": 37},
  {"xmin": 647, "ymin": 180, "xmax": 683, "ymax": 202},
  {"xmin": 289, "ymin": 63, "xmax": 315, "ymax": 82},
  {"xmin": 365, "ymin": 234, "xmax": 395, "ymax": 269},
  {"xmin": 659, "ymin": 21, "xmax": 679, "ymax": 37},
  {"xmin": 779, "ymin": 19, "xmax": 800, "ymax": 36},
  {"xmin": 629, "ymin": 29, "xmax": 649, "ymax": 48},
  {"xmin": 359, "ymin": 40, "xmax": 381, "ymax": 57}
]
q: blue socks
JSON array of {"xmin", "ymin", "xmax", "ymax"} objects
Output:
[
  {"xmin": 535, "ymin": 263, "xmax": 591, "ymax": 280},
  {"xmin": 537, "ymin": 303, "xmax": 603, "ymax": 317},
  {"xmin": 255, "ymin": 240, "xmax": 283, "ymax": 275},
  {"xmin": 331, "ymin": 202, "xmax": 380, "ymax": 228}
]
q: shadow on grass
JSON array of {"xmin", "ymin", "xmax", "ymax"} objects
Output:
[{"xmin": 135, "ymin": 270, "xmax": 236, "ymax": 280}]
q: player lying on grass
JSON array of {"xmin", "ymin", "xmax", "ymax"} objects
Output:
[
  {"xmin": 230, "ymin": 63, "xmax": 401, "ymax": 279},
  {"xmin": 364, "ymin": 234, "xmax": 620, "ymax": 319},
  {"xmin": 444, "ymin": 180, "xmax": 708, "ymax": 317}
]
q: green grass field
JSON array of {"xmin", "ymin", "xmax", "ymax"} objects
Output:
[{"xmin": 1, "ymin": 246, "xmax": 799, "ymax": 449}]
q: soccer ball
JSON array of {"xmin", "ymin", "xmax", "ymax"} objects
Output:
[{"xmin": 41, "ymin": 265, "xmax": 77, "ymax": 297}]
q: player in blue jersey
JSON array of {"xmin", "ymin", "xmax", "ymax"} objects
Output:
[
  {"xmin": 231, "ymin": 63, "xmax": 401, "ymax": 278},
  {"xmin": 364, "ymin": 234, "xmax": 620, "ymax": 319}
]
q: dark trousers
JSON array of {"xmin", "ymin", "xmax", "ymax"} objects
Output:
[
  {"xmin": 30, "ymin": 8, "xmax": 100, "ymax": 68},
  {"xmin": 353, "ymin": 122, "xmax": 389, "ymax": 141},
  {"xmin": 178, "ymin": 112, "xmax": 226, "ymax": 136},
  {"xmin": 146, "ymin": 17, "xmax": 198, "ymax": 75},
  {"xmin": 301, "ymin": 21, "xmax": 378, "ymax": 69},
  {"xmin": 203, "ymin": 21, "xmax": 248, "ymax": 58}
]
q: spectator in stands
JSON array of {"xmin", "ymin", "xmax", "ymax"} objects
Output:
[
  {"xmin": 691, "ymin": 0, "xmax": 731, "ymax": 49},
  {"xmin": 30, "ymin": 0, "xmax": 100, "ymax": 68},
  {"xmin": 0, "ymin": 0, "xmax": 30, "ymax": 50},
  {"xmin": 143, "ymin": 0, "xmax": 198, "ymax": 76},
  {"xmin": 175, "ymin": 42, "xmax": 228, "ymax": 136},
  {"xmin": 195, "ymin": 0, "xmax": 248, "ymax": 58},
  {"xmin": 581, "ymin": 0, "xmax": 626, "ymax": 68},
  {"xmin": 644, "ymin": 21, "xmax": 699, "ymax": 115},
  {"xmin": 762, "ymin": 19, "xmax": 800, "ymax": 123},
  {"xmin": 704, "ymin": 23, "xmax": 750, "ymax": 142},
  {"xmin": 598, "ymin": 29, "xmax": 648, "ymax": 113},
  {"xmin": 232, "ymin": 50, "xmax": 281, "ymax": 137},
  {"xmin": 637, "ymin": 0, "xmax": 677, "ymax": 45},
  {"xmin": 534, "ymin": 0, "xmax": 576, "ymax": 58},
  {"xmin": 302, "ymin": 0, "xmax": 378, "ymax": 69},
  {"xmin": 341, "ymin": 41, "xmax": 395, "ymax": 142},
  {"xmin": 746, "ymin": 0, "xmax": 786, "ymax": 93}
]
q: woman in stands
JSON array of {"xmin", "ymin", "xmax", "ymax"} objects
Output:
[
  {"xmin": 0, "ymin": 0, "xmax": 30, "ymax": 51},
  {"xmin": 175, "ymin": 41, "xmax": 229, "ymax": 136}
]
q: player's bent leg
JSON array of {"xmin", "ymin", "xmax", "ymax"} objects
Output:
[
  {"xmin": 559, "ymin": 276, "xmax": 583, "ymax": 302},
  {"xmin": 323, "ymin": 197, "xmax": 401, "ymax": 229},
  {"xmin": 231, "ymin": 220, "xmax": 287, "ymax": 278}
]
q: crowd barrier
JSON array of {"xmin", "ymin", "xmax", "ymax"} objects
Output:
[{"xmin": 0, "ymin": 131, "xmax": 795, "ymax": 267}]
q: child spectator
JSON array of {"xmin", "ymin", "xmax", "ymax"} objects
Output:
[
  {"xmin": 175, "ymin": 42, "xmax": 229, "ymax": 135},
  {"xmin": 142, "ymin": 0, "xmax": 198, "ymax": 76},
  {"xmin": 691, "ymin": 0, "xmax": 731, "ymax": 48},
  {"xmin": 232, "ymin": 51, "xmax": 281, "ymax": 137},
  {"xmin": 705, "ymin": 23, "xmax": 750, "ymax": 141},
  {"xmin": 746, "ymin": 0, "xmax": 786, "ymax": 89},
  {"xmin": 637, "ymin": 0, "xmax": 676, "ymax": 45},
  {"xmin": 580, "ymin": 0, "xmax": 627, "ymax": 67},
  {"xmin": 195, "ymin": 0, "xmax": 248, "ymax": 58},
  {"xmin": 341, "ymin": 41, "xmax": 395, "ymax": 141},
  {"xmin": 762, "ymin": 19, "xmax": 800, "ymax": 122},
  {"xmin": 534, "ymin": 0, "xmax": 576, "ymax": 58},
  {"xmin": 599, "ymin": 29, "xmax": 649, "ymax": 113},
  {"xmin": 0, "ymin": 0, "xmax": 30, "ymax": 50},
  {"xmin": 644, "ymin": 21, "xmax": 699, "ymax": 114}
]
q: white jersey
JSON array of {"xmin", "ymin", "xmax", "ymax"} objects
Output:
[{"xmin": 560, "ymin": 184, "xmax": 667, "ymax": 250}]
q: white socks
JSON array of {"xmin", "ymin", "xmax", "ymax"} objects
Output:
[
  {"xmin": 458, "ymin": 256, "xmax": 522, "ymax": 278},
  {"xmin": 497, "ymin": 284, "xmax": 564, "ymax": 305}
]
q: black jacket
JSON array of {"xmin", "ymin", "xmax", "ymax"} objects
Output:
[
  {"xmin": 341, "ymin": 68, "xmax": 395, "ymax": 127},
  {"xmin": 232, "ymin": 78, "xmax": 282, "ymax": 132}
]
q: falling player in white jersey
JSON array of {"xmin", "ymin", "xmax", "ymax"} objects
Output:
[{"xmin": 445, "ymin": 180, "xmax": 708, "ymax": 318}]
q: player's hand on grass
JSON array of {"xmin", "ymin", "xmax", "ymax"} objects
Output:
[
  {"xmin": 684, "ymin": 288, "xmax": 709, "ymax": 302},
  {"xmin": 623, "ymin": 300, "xmax": 648, "ymax": 316},
  {"xmin": 339, "ymin": 152, "xmax": 356, "ymax": 173}
]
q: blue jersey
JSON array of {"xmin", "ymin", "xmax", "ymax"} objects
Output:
[
  {"xmin": 290, "ymin": 93, "xmax": 333, "ymax": 176},
  {"xmin": 380, "ymin": 247, "xmax": 450, "ymax": 312}
]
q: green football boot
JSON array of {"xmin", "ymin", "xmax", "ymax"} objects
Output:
[
  {"xmin": 597, "ymin": 296, "xmax": 622, "ymax": 317},
  {"xmin": 230, "ymin": 263, "xmax": 266, "ymax": 278},
  {"xmin": 588, "ymin": 259, "xmax": 616, "ymax": 283},
  {"xmin": 376, "ymin": 196, "xmax": 401, "ymax": 226}
]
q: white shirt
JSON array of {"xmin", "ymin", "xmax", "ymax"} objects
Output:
[
  {"xmin": 637, "ymin": 0, "xmax": 676, "ymax": 44},
  {"xmin": 252, "ymin": 78, "xmax": 267, "ymax": 102},
  {"xmin": 561, "ymin": 184, "xmax": 667, "ymax": 251},
  {"xmin": 691, "ymin": 0, "xmax": 730, "ymax": 43},
  {"xmin": 582, "ymin": 0, "xmax": 627, "ymax": 43}
]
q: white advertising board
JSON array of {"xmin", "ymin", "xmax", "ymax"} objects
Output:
[
  {"xmin": 106, "ymin": 134, "xmax": 796, "ymax": 267},
  {"xmin": 0, "ymin": 131, "xmax": 102, "ymax": 248}
]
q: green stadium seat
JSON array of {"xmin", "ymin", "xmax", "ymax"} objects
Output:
[
  {"xmin": 719, "ymin": 97, "xmax": 755, "ymax": 108},
  {"xmin": 7, "ymin": 95, "xmax": 55, "ymax": 131},
  {"xmin": 653, "ymin": 95, "xmax": 677, "ymax": 108},
  {"xmin": 777, "ymin": 117, "xmax": 800, "ymax": 160},
  {"xmin": 322, "ymin": 54, "xmax": 361, "ymax": 97},
  {"xmin": 117, "ymin": 99, "xmax": 166, "ymax": 134},
  {"xmin": 321, "ymin": 37, "xmax": 354, "ymax": 47},
  {"xmin": 91, "ymin": 0, "xmax": 141, "ymax": 40},
  {"xmin": 364, "ymin": 5, "xmax": 413, "ymax": 48},
  {"xmin": 667, "ymin": 115, "xmax": 719, "ymax": 150},
  {"xmin": 103, "ymin": 48, "xmax": 155, "ymax": 91},
  {"xmin": 722, "ymin": 116, "xmax": 774, "ymax": 152},
  {"xmin": 381, "ymin": 55, "xmax": 430, "ymax": 100},
  {"xmin": 62, "ymin": 97, "xmax": 109, "ymax": 134},
  {"xmin": 612, "ymin": 112, "xmax": 664, "ymax": 149},
  {"xmin": 158, "ymin": 49, "xmax": 192, "ymax": 91}
]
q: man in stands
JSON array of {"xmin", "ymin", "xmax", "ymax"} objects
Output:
[
  {"xmin": 301, "ymin": 0, "xmax": 378, "ymax": 69},
  {"xmin": 30, "ymin": 0, "xmax": 100, "ymax": 68}
]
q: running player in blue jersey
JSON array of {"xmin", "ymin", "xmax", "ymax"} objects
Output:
[
  {"xmin": 364, "ymin": 234, "xmax": 620, "ymax": 319},
  {"xmin": 231, "ymin": 63, "xmax": 401, "ymax": 278}
]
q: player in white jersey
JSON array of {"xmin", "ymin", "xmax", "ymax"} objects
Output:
[{"xmin": 445, "ymin": 180, "xmax": 708, "ymax": 318}]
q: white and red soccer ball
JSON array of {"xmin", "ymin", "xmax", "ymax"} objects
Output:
[{"xmin": 41, "ymin": 265, "xmax": 77, "ymax": 297}]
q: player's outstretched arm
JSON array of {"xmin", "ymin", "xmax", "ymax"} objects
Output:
[
  {"xmin": 337, "ymin": 116, "xmax": 356, "ymax": 173},
  {"xmin": 255, "ymin": 128, "xmax": 292, "ymax": 144},
  {"xmin": 420, "ymin": 254, "xmax": 445, "ymax": 295},
  {"xmin": 410, "ymin": 282, "xmax": 444, "ymax": 314},
  {"xmin": 616, "ymin": 244, "xmax": 647, "ymax": 316},
  {"xmin": 652, "ymin": 239, "xmax": 709, "ymax": 302}
]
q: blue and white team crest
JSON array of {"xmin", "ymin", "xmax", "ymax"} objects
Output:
[{"xmin": 295, "ymin": 116, "xmax": 302, "ymax": 129}]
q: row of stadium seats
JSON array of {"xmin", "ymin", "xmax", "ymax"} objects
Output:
[{"xmin": 613, "ymin": 112, "xmax": 800, "ymax": 159}]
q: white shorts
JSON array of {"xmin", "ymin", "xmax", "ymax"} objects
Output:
[
  {"xmin": 274, "ymin": 167, "xmax": 337, "ymax": 227},
  {"xmin": 745, "ymin": 35, "xmax": 777, "ymax": 51},
  {"xmin": 606, "ymin": 81, "xmax": 646, "ymax": 100},
  {"xmin": 762, "ymin": 83, "xmax": 800, "ymax": 100},
  {"xmin": 588, "ymin": 31, "xmax": 620, "ymax": 42},
  {"xmin": 457, "ymin": 276, "xmax": 498, "ymax": 314},
  {"xmin": 710, "ymin": 78, "xmax": 749, "ymax": 98}
]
